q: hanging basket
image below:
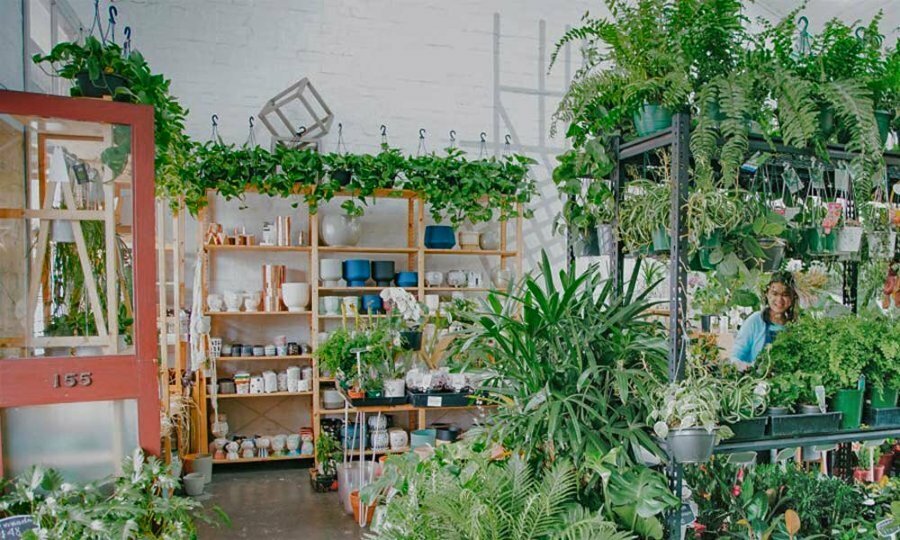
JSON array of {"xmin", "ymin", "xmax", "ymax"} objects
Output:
[
  {"xmin": 759, "ymin": 239, "xmax": 785, "ymax": 272},
  {"xmin": 835, "ymin": 226, "xmax": 864, "ymax": 255},
  {"xmin": 666, "ymin": 428, "xmax": 717, "ymax": 464},
  {"xmin": 867, "ymin": 231, "xmax": 897, "ymax": 260}
]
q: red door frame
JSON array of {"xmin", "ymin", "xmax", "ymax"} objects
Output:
[{"xmin": 0, "ymin": 90, "xmax": 159, "ymax": 474}]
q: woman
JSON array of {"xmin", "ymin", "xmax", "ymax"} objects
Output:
[{"xmin": 731, "ymin": 271, "xmax": 798, "ymax": 366}]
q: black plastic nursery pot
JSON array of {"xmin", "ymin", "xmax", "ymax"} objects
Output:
[
  {"xmin": 332, "ymin": 169, "xmax": 352, "ymax": 186},
  {"xmin": 767, "ymin": 411, "xmax": 843, "ymax": 437},
  {"xmin": 863, "ymin": 407, "xmax": 900, "ymax": 428},
  {"xmin": 74, "ymin": 71, "xmax": 129, "ymax": 99},
  {"xmin": 725, "ymin": 417, "xmax": 768, "ymax": 442},
  {"xmin": 400, "ymin": 330, "xmax": 422, "ymax": 351}
]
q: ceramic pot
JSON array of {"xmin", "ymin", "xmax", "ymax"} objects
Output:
[
  {"xmin": 361, "ymin": 294, "xmax": 383, "ymax": 314},
  {"xmin": 343, "ymin": 423, "xmax": 367, "ymax": 450},
  {"xmin": 424, "ymin": 225, "xmax": 456, "ymax": 249},
  {"xmin": 323, "ymin": 389, "xmax": 343, "ymax": 409},
  {"xmin": 458, "ymin": 231, "xmax": 480, "ymax": 250},
  {"xmin": 301, "ymin": 440, "xmax": 313, "ymax": 455},
  {"xmin": 491, "ymin": 267, "xmax": 515, "ymax": 289},
  {"xmin": 224, "ymin": 291, "xmax": 243, "ymax": 312},
  {"xmin": 799, "ymin": 404, "xmax": 822, "ymax": 415},
  {"xmin": 395, "ymin": 271, "xmax": 418, "ymax": 288},
  {"xmin": 342, "ymin": 259, "xmax": 370, "ymax": 287},
  {"xmin": 370, "ymin": 429, "xmax": 389, "ymax": 451},
  {"xmin": 371, "ymin": 261, "xmax": 396, "ymax": 286},
  {"xmin": 322, "ymin": 296, "xmax": 341, "ymax": 315},
  {"xmin": 281, "ymin": 282, "xmax": 310, "ymax": 312},
  {"xmin": 367, "ymin": 415, "xmax": 389, "ymax": 431},
  {"xmin": 480, "ymin": 230, "xmax": 500, "ymax": 250},
  {"xmin": 320, "ymin": 259, "xmax": 343, "ymax": 287},
  {"xmin": 666, "ymin": 428, "xmax": 717, "ymax": 464},
  {"xmin": 244, "ymin": 290, "xmax": 261, "ymax": 312},
  {"xmin": 767, "ymin": 406, "xmax": 790, "ymax": 416},
  {"xmin": 320, "ymin": 214, "xmax": 361, "ymax": 247},
  {"xmin": 425, "ymin": 271, "xmax": 443, "ymax": 287},
  {"xmin": 186, "ymin": 453, "xmax": 213, "ymax": 484},
  {"xmin": 207, "ymin": 294, "xmax": 224, "ymax": 312},
  {"xmin": 384, "ymin": 378, "xmax": 406, "ymax": 398},
  {"xmin": 51, "ymin": 220, "xmax": 75, "ymax": 243},
  {"xmin": 835, "ymin": 226, "xmax": 863, "ymax": 254},
  {"xmin": 410, "ymin": 429, "xmax": 436, "ymax": 449},
  {"xmin": 286, "ymin": 434, "xmax": 300, "ymax": 455},
  {"xmin": 341, "ymin": 296, "xmax": 360, "ymax": 315},
  {"xmin": 388, "ymin": 428, "xmax": 408, "ymax": 450},
  {"xmin": 447, "ymin": 270, "xmax": 467, "ymax": 288},
  {"xmin": 182, "ymin": 472, "xmax": 205, "ymax": 497}
]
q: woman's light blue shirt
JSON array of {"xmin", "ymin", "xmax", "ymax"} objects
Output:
[{"xmin": 731, "ymin": 311, "xmax": 784, "ymax": 365}]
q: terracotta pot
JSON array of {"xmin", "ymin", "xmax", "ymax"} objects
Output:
[
  {"xmin": 348, "ymin": 389, "xmax": 365, "ymax": 399},
  {"xmin": 877, "ymin": 451, "xmax": 894, "ymax": 471},
  {"xmin": 873, "ymin": 465, "xmax": 886, "ymax": 482},
  {"xmin": 853, "ymin": 467, "xmax": 873, "ymax": 483},
  {"xmin": 350, "ymin": 490, "xmax": 375, "ymax": 526}
]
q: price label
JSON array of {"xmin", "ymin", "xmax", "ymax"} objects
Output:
[
  {"xmin": 426, "ymin": 396, "xmax": 442, "ymax": 407},
  {"xmin": 0, "ymin": 515, "xmax": 35, "ymax": 539}
]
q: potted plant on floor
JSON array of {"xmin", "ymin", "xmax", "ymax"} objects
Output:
[{"xmin": 313, "ymin": 432, "xmax": 341, "ymax": 492}]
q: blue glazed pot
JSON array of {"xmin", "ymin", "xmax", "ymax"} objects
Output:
[
  {"xmin": 342, "ymin": 259, "xmax": 371, "ymax": 287},
  {"xmin": 343, "ymin": 423, "xmax": 368, "ymax": 450},
  {"xmin": 361, "ymin": 295, "xmax": 383, "ymax": 314},
  {"xmin": 370, "ymin": 261, "xmax": 395, "ymax": 286},
  {"xmin": 395, "ymin": 271, "xmax": 418, "ymax": 288},
  {"xmin": 424, "ymin": 225, "xmax": 456, "ymax": 249}
]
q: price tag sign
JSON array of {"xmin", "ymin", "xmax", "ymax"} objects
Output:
[
  {"xmin": 426, "ymin": 396, "xmax": 442, "ymax": 407},
  {"xmin": 0, "ymin": 515, "xmax": 35, "ymax": 539}
]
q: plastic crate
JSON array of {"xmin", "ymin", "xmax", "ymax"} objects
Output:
[
  {"xmin": 768, "ymin": 412, "xmax": 842, "ymax": 437},
  {"xmin": 863, "ymin": 407, "xmax": 900, "ymax": 428},
  {"xmin": 725, "ymin": 417, "xmax": 768, "ymax": 441}
]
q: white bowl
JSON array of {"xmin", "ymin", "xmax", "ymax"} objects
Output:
[{"xmin": 281, "ymin": 283, "xmax": 310, "ymax": 312}]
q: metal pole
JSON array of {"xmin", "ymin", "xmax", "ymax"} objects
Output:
[{"xmin": 611, "ymin": 136, "xmax": 624, "ymax": 296}]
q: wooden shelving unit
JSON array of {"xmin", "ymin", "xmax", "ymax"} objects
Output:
[{"xmin": 194, "ymin": 188, "xmax": 522, "ymax": 467}]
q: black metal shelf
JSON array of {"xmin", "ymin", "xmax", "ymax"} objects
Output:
[{"xmin": 715, "ymin": 427, "xmax": 900, "ymax": 454}]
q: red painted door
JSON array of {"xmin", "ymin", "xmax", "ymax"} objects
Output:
[{"xmin": 0, "ymin": 90, "xmax": 158, "ymax": 481}]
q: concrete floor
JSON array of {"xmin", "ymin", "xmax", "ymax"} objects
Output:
[{"xmin": 197, "ymin": 464, "xmax": 364, "ymax": 539}]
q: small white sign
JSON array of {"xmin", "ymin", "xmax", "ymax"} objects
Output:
[{"xmin": 427, "ymin": 396, "xmax": 442, "ymax": 407}]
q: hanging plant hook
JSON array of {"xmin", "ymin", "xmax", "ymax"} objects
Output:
[
  {"xmin": 419, "ymin": 128, "xmax": 426, "ymax": 140},
  {"xmin": 211, "ymin": 114, "xmax": 219, "ymax": 127},
  {"xmin": 249, "ymin": 116, "xmax": 255, "ymax": 129},
  {"xmin": 504, "ymin": 134, "xmax": 511, "ymax": 145},
  {"xmin": 380, "ymin": 124, "xmax": 387, "ymax": 137},
  {"xmin": 338, "ymin": 123, "xmax": 343, "ymax": 136},
  {"xmin": 449, "ymin": 130, "xmax": 456, "ymax": 142},
  {"xmin": 123, "ymin": 26, "xmax": 132, "ymax": 56},
  {"xmin": 796, "ymin": 16, "xmax": 808, "ymax": 33},
  {"xmin": 480, "ymin": 132, "xmax": 487, "ymax": 143},
  {"xmin": 296, "ymin": 126, "xmax": 307, "ymax": 137},
  {"xmin": 107, "ymin": 6, "xmax": 118, "ymax": 43}
]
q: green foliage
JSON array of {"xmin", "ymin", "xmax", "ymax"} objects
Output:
[
  {"xmin": 618, "ymin": 179, "xmax": 670, "ymax": 253},
  {"xmin": 454, "ymin": 251, "xmax": 668, "ymax": 467},
  {"xmin": 314, "ymin": 433, "xmax": 341, "ymax": 476},
  {"xmin": 0, "ymin": 449, "xmax": 228, "ymax": 539},
  {"xmin": 33, "ymin": 37, "xmax": 192, "ymax": 213},
  {"xmin": 552, "ymin": 138, "xmax": 616, "ymax": 237},
  {"xmin": 362, "ymin": 445, "xmax": 630, "ymax": 540}
]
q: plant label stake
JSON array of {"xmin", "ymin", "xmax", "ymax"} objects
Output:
[{"xmin": 814, "ymin": 386, "xmax": 826, "ymax": 413}]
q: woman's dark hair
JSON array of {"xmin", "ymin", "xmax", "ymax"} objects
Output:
[{"xmin": 762, "ymin": 271, "xmax": 798, "ymax": 324}]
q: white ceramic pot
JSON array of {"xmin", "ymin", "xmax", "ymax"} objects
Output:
[
  {"xmin": 319, "ymin": 214, "xmax": 361, "ymax": 247},
  {"xmin": 368, "ymin": 415, "xmax": 388, "ymax": 431},
  {"xmin": 244, "ymin": 290, "xmax": 261, "ymax": 312},
  {"xmin": 384, "ymin": 378, "xmax": 406, "ymax": 398},
  {"xmin": 323, "ymin": 296, "xmax": 341, "ymax": 315},
  {"xmin": 479, "ymin": 230, "xmax": 500, "ymax": 250},
  {"xmin": 207, "ymin": 293, "xmax": 224, "ymax": 312},
  {"xmin": 320, "ymin": 259, "xmax": 343, "ymax": 287},
  {"xmin": 370, "ymin": 429, "xmax": 389, "ymax": 451},
  {"xmin": 281, "ymin": 282, "xmax": 310, "ymax": 312},
  {"xmin": 491, "ymin": 267, "xmax": 515, "ymax": 289},
  {"xmin": 286, "ymin": 434, "xmax": 301, "ymax": 454},
  {"xmin": 835, "ymin": 226, "xmax": 863, "ymax": 254},
  {"xmin": 301, "ymin": 440, "xmax": 314, "ymax": 455},
  {"xmin": 458, "ymin": 231, "xmax": 481, "ymax": 250},
  {"xmin": 388, "ymin": 428, "xmax": 408, "ymax": 450},
  {"xmin": 424, "ymin": 294, "xmax": 440, "ymax": 313},
  {"xmin": 250, "ymin": 375, "xmax": 265, "ymax": 394},
  {"xmin": 51, "ymin": 220, "xmax": 75, "ymax": 243},
  {"xmin": 183, "ymin": 472, "xmax": 205, "ymax": 497},
  {"xmin": 224, "ymin": 291, "xmax": 243, "ymax": 312},
  {"xmin": 323, "ymin": 389, "xmax": 343, "ymax": 409},
  {"xmin": 447, "ymin": 270, "xmax": 467, "ymax": 288},
  {"xmin": 425, "ymin": 271, "xmax": 443, "ymax": 287}
]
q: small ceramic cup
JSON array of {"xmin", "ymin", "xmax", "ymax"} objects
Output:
[
  {"xmin": 323, "ymin": 296, "xmax": 341, "ymax": 315},
  {"xmin": 207, "ymin": 293, "xmax": 224, "ymax": 312}
]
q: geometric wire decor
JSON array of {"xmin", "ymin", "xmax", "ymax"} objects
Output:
[{"xmin": 257, "ymin": 77, "xmax": 334, "ymax": 150}]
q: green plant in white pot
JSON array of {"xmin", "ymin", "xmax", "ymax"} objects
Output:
[{"xmin": 648, "ymin": 370, "xmax": 733, "ymax": 464}]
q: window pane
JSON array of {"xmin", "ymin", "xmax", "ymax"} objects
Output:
[
  {"xmin": 1, "ymin": 399, "xmax": 139, "ymax": 483},
  {"xmin": 0, "ymin": 115, "xmax": 135, "ymax": 358}
]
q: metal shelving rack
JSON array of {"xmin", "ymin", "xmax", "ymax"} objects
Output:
[
  {"xmin": 192, "ymin": 186, "xmax": 523, "ymax": 467},
  {"xmin": 602, "ymin": 112, "xmax": 900, "ymax": 539}
]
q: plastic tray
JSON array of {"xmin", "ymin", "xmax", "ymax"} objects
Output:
[
  {"xmin": 768, "ymin": 412, "xmax": 842, "ymax": 437},
  {"xmin": 726, "ymin": 417, "xmax": 768, "ymax": 441},
  {"xmin": 348, "ymin": 395, "xmax": 408, "ymax": 407},
  {"xmin": 863, "ymin": 407, "xmax": 900, "ymax": 428},
  {"xmin": 408, "ymin": 391, "xmax": 475, "ymax": 408}
]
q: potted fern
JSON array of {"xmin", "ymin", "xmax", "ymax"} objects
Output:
[{"xmin": 619, "ymin": 178, "xmax": 671, "ymax": 254}]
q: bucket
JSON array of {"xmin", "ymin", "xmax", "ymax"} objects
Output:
[{"xmin": 832, "ymin": 389, "xmax": 864, "ymax": 430}]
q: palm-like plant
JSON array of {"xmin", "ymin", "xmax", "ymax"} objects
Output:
[
  {"xmin": 364, "ymin": 450, "xmax": 631, "ymax": 540},
  {"xmin": 453, "ymin": 251, "xmax": 668, "ymax": 468}
]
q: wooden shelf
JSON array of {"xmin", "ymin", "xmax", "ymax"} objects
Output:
[
  {"xmin": 425, "ymin": 287, "xmax": 492, "ymax": 293},
  {"xmin": 206, "ymin": 311, "xmax": 311, "ymax": 316},
  {"xmin": 319, "ymin": 246, "xmax": 418, "ymax": 254},
  {"xmin": 205, "ymin": 245, "xmax": 310, "ymax": 253},
  {"xmin": 318, "ymin": 314, "xmax": 389, "ymax": 319},
  {"xmin": 212, "ymin": 391, "xmax": 313, "ymax": 399},
  {"xmin": 317, "ymin": 287, "xmax": 416, "ymax": 293},
  {"xmin": 425, "ymin": 249, "xmax": 516, "ymax": 256},
  {"xmin": 318, "ymin": 403, "xmax": 418, "ymax": 414},
  {"xmin": 213, "ymin": 454, "xmax": 314, "ymax": 464},
  {"xmin": 346, "ymin": 447, "xmax": 410, "ymax": 457},
  {"xmin": 218, "ymin": 355, "xmax": 312, "ymax": 361},
  {"xmin": 333, "ymin": 189, "xmax": 418, "ymax": 199}
]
